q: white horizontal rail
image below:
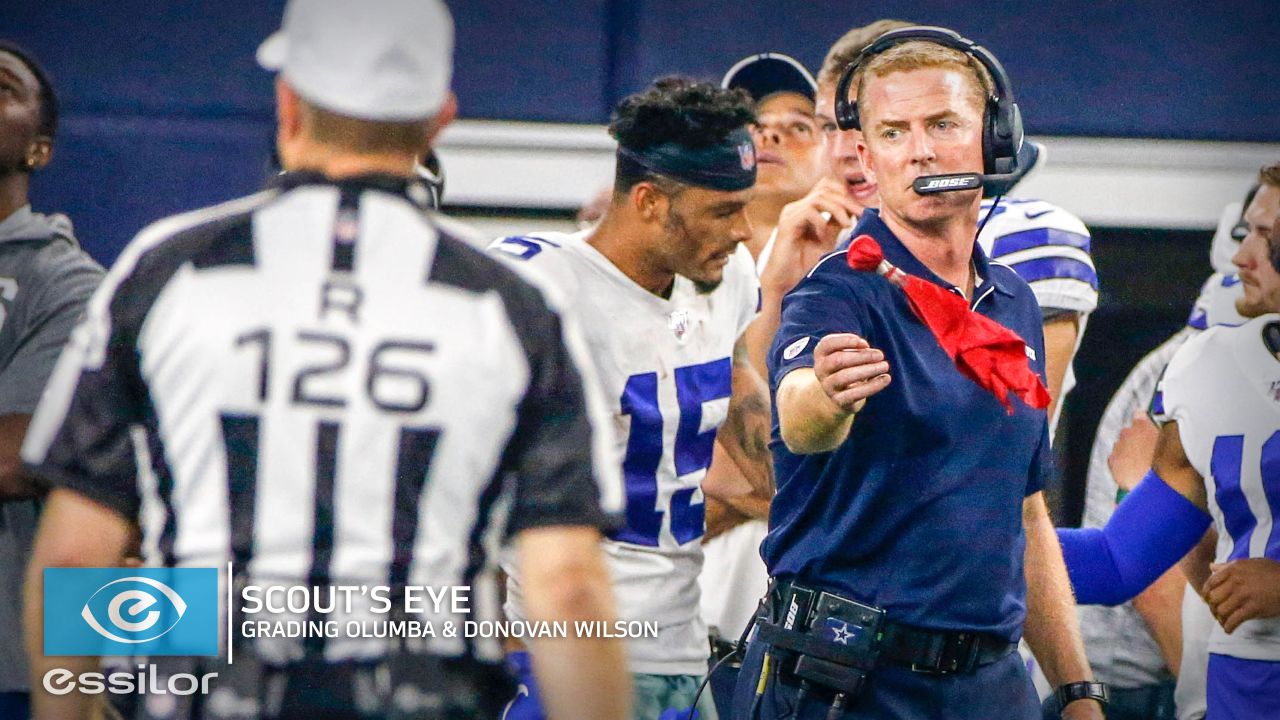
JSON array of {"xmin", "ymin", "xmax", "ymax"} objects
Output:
[{"xmin": 436, "ymin": 120, "xmax": 1279, "ymax": 229}]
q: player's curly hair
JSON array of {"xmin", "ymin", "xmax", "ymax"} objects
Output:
[
  {"xmin": 610, "ymin": 76, "xmax": 753, "ymax": 151},
  {"xmin": 609, "ymin": 76, "xmax": 754, "ymax": 193}
]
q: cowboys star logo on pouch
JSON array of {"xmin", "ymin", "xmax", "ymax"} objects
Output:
[{"xmin": 738, "ymin": 142, "xmax": 756, "ymax": 171}]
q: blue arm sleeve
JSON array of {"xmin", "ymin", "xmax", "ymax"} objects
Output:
[
  {"xmin": 1057, "ymin": 469, "xmax": 1211, "ymax": 606},
  {"xmin": 503, "ymin": 650, "xmax": 546, "ymax": 720}
]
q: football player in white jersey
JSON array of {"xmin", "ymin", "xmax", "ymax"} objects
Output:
[
  {"xmin": 1099, "ymin": 185, "xmax": 1256, "ymax": 720},
  {"xmin": 493, "ymin": 77, "xmax": 773, "ymax": 720},
  {"xmin": 974, "ymin": 186, "xmax": 1098, "ymax": 436},
  {"xmin": 1058, "ymin": 162, "xmax": 1280, "ymax": 720}
]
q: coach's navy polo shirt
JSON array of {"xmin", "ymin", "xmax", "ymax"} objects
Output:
[{"xmin": 763, "ymin": 209, "xmax": 1051, "ymax": 642}]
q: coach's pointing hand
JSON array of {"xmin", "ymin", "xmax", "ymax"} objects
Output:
[{"xmin": 814, "ymin": 333, "xmax": 891, "ymax": 414}]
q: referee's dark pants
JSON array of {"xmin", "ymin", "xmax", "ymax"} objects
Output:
[{"xmin": 731, "ymin": 633, "xmax": 1042, "ymax": 719}]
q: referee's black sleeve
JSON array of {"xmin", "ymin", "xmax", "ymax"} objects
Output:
[
  {"xmin": 22, "ymin": 247, "xmax": 168, "ymax": 523},
  {"xmin": 502, "ymin": 305, "xmax": 612, "ymax": 536}
]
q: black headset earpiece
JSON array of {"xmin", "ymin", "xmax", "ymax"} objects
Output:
[
  {"xmin": 833, "ymin": 26, "xmax": 1023, "ymax": 176},
  {"xmin": 832, "ymin": 53, "xmax": 861, "ymax": 133}
]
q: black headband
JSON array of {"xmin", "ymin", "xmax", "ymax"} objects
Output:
[{"xmin": 616, "ymin": 126, "xmax": 757, "ymax": 192}]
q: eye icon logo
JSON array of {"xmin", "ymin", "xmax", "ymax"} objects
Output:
[
  {"xmin": 81, "ymin": 577, "xmax": 188, "ymax": 643},
  {"xmin": 45, "ymin": 568, "xmax": 218, "ymax": 656}
]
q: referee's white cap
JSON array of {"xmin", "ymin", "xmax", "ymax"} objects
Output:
[{"xmin": 257, "ymin": 0, "xmax": 453, "ymax": 122}]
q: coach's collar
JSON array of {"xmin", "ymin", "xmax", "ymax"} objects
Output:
[{"xmin": 852, "ymin": 210, "xmax": 1015, "ymax": 299}]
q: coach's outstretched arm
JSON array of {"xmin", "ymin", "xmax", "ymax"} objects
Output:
[
  {"xmin": 1057, "ymin": 421, "xmax": 1212, "ymax": 606},
  {"xmin": 776, "ymin": 333, "xmax": 890, "ymax": 455},
  {"xmin": 25, "ymin": 489, "xmax": 132, "ymax": 720},
  {"xmin": 518, "ymin": 526, "xmax": 629, "ymax": 720}
]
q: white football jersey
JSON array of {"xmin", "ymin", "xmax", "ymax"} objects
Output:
[
  {"xmin": 1155, "ymin": 314, "xmax": 1280, "ymax": 661},
  {"xmin": 1187, "ymin": 272, "xmax": 1248, "ymax": 331},
  {"xmin": 493, "ymin": 231, "xmax": 759, "ymax": 675},
  {"xmin": 978, "ymin": 198, "xmax": 1098, "ymax": 438}
]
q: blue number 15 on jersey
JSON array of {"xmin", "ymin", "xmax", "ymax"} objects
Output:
[{"xmin": 611, "ymin": 358, "xmax": 732, "ymax": 547}]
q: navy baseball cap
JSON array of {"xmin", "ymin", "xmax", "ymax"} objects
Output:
[{"xmin": 721, "ymin": 53, "xmax": 817, "ymax": 103}]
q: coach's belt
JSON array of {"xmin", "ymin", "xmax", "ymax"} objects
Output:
[
  {"xmin": 769, "ymin": 580, "xmax": 1016, "ymax": 676},
  {"xmin": 878, "ymin": 622, "xmax": 1015, "ymax": 675}
]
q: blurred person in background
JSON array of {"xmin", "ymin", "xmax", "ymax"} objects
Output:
[
  {"xmin": 1070, "ymin": 184, "xmax": 1253, "ymax": 720},
  {"xmin": 0, "ymin": 40, "xmax": 103, "ymax": 720},
  {"xmin": 1059, "ymin": 163, "xmax": 1280, "ymax": 720}
]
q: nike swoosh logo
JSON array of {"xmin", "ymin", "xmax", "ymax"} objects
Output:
[
  {"xmin": 1024, "ymin": 209, "xmax": 1054, "ymax": 219},
  {"xmin": 1223, "ymin": 275, "xmax": 1242, "ymax": 287}
]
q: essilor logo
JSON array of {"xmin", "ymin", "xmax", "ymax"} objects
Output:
[{"xmin": 81, "ymin": 577, "xmax": 188, "ymax": 644}]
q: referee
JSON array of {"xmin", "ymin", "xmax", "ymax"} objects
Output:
[{"xmin": 21, "ymin": 1, "xmax": 629, "ymax": 719}]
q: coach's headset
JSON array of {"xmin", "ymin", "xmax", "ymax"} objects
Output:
[{"xmin": 834, "ymin": 26, "xmax": 1024, "ymax": 194}]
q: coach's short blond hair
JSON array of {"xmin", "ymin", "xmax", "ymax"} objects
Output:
[
  {"xmin": 817, "ymin": 19, "xmax": 914, "ymax": 88},
  {"xmin": 854, "ymin": 40, "xmax": 994, "ymax": 129}
]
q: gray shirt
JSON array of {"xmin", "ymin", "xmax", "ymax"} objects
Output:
[{"xmin": 0, "ymin": 205, "xmax": 103, "ymax": 691}]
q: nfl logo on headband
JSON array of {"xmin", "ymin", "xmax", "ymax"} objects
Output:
[{"xmin": 738, "ymin": 142, "xmax": 756, "ymax": 171}]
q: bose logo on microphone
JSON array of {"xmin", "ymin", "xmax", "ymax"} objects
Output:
[
  {"xmin": 915, "ymin": 175, "xmax": 981, "ymax": 192},
  {"xmin": 44, "ymin": 568, "xmax": 219, "ymax": 656}
]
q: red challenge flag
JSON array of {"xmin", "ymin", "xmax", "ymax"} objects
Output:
[{"xmin": 846, "ymin": 234, "xmax": 1051, "ymax": 414}]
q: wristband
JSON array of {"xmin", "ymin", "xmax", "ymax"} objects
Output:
[{"xmin": 1054, "ymin": 680, "xmax": 1109, "ymax": 711}]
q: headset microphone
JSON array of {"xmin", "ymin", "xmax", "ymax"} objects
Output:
[{"xmin": 911, "ymin": 168, "xmax": 1028, "ymax": 195}]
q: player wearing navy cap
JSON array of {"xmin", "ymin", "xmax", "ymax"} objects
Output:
[
  {"xmin": 698, "ymin": 51, "xmax": 847, "ymax": 716},
  {"xmin": 721, "ymin": 53, "xmax": 827, "ymax": 266}
]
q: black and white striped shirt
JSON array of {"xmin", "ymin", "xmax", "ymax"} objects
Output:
[{"xmin": 23, "ymin": 172, "xmax": 619, "ymax": 663}]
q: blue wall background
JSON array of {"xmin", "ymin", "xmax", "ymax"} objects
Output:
[{"xmin": 3, "ymin": 0, "xmax": 1276, "ymax": 263}]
